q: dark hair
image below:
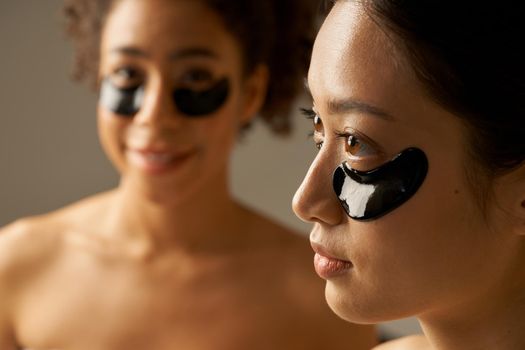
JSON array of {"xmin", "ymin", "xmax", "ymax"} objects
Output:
[
  {"xmin": 329, "ymin": 0, "xmax": 525, "ymax": 179},
  {"xmin": 63, "ymin": 0, "xmax": 318, "ymax": 135}
]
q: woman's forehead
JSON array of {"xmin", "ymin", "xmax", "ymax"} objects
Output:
[
  {"xmin": 101, "ymin": 0, "xmax": 233, "ymax": 57},
  {"xmin": 308, "ymin": 1, "xmax": 461, "ymax": 141},
  {"xmin": 310, "ymin": 3, "xmax": 417, "ymax": 111}
]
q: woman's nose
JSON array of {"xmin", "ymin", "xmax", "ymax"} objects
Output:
[
  {"xmin": 292, "ymin": 152, "xmax": 344, "ymax": 226},
  {"xmin": 134, "ymin": 81, "xmax": 179, "ymax": 126}
]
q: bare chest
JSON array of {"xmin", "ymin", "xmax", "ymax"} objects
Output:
[{"xmin": 14, "ymin": 257, "xmax": 290, "ymax": 350}]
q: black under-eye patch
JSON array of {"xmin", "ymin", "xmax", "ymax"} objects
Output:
[
  {"xmin": 333, "ymin": 147, "xmax": 428, "ymax": 221},
  {"xmin": 99, "ymin": 78, "xmax": 144, "ymax": 117},
  {"xmin": 99, "ymin": 77, "xmax": 230, "ymax": 118},
  {"xmin": 172, "ymin": 77, "xmax": 229, "ymax": 117}
]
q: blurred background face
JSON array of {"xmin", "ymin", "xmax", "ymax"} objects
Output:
[
  {"xmin": 97, "ymin": 0, "xmax": 259, "ymax": 202},
  {"xmin": 293, "ymin": 1, "xmax": 515, "ymax": 324}
]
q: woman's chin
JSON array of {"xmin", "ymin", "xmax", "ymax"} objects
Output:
[{"xmin": 325, "ymin": 282, "xmax": 391, "ymax": 325}]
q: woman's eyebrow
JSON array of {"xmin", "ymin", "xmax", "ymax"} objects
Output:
[
  {"xmin": 303, "ymin": 78, "xmax": 395, "ymax": 121},
  {"xmin": 169, "ymin": 47, "xmax": 218, "ymax": 61},
  {"xmin": 327, "ymin": 97, "xmax": 395, "ymax": 121},
  {"xmin": 109, "ymin": 46, "xmax": 218, "ymax": 61},
  {"xmin": 110, "ymin": 46, "xmax": 147, "ymax": 57}
]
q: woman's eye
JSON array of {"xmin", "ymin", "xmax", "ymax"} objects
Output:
[
  {"xmin": 300, "ymin": 108, "xmax": 324, "ymax": 151},
  {"xmin": 116, "ymin": 67, "xmax": 137, "ymax": 79},
  {"xmin": 314, "ymin": 117, "xmax": 324, "ymax": 150},
  {"xmin": 180, "ymin": 69, "xmax": 214, "ymax": 87},
  {"xmin": 300, "ymin": 107, "xmax": 323, "ymax": 132},
  {"xmin": 110, "ymin": 67, "xmax": 142, "ymax": 88},
  {"xmin": 344, "ymin": 134, "xmax": 376, "ymax": 158},
  {"xmin": 313, "ymin": 115, "xmax": 323, "ymax": 133}
]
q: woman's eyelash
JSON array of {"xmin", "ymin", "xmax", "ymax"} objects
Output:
[
  {"xmin": 300, "ymin": 107, "xmax": 317, "ymax": 120},
  {"xmin": 297, "ymin": 109, "xmax": 383, "ymax": 155},
  {"xmin": 300, "ymin": 108, "xmax": 317, "ymax": 138},
  {"xmin": 334, "ymin": 130, "xmax": 353, "ymax": 141},
  {"xmin": 113, "ymin": 66, "xmax": 141, "ymax": 79}
]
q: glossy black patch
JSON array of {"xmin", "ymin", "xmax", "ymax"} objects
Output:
[
  {"xmin": 333, "ymin": 147, "xmax": 428, "ymax": 221},
  {"xmin": 173, "ymin": 78, "xmax": 229, "ymax": 117},
  {"xmin": 99, "ymin": 79, "xmax": 144, "ymax": 117}
]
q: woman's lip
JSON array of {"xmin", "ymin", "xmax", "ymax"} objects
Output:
[
  {"xmin": 126, "ymin": 148, "xmax": 196, "ymax": 174},
  {"xmin": 129, "ymin": 147, "xmax": 186, "ymax": 154},
  {"xmin": 311, "ymin": 242, "xmax": 352, "ymax": 279}
]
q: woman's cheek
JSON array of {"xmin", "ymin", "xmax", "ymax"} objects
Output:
[{"xmin": 97, "ymin": 110, "xmax": 128, "ymax": 172}]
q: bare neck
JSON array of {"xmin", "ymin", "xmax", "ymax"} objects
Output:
[
  {"xmin": 100, "ymin": 174, "xmax": 251, "ymax": 257},
  {"xmin": 420, "ymin": 262, "xmax": 525, "ymax": 350}
]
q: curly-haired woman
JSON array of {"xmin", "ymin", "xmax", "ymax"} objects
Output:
[{"xmin": 0, "ymin": 0, "xmax": 377, "ymax": 349}]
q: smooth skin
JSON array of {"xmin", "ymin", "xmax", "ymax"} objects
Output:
[
  {"xmin": 0, "ymin": 0, "xmax": 376, "ymax": 349},
  {"xmin": 293, "ymin": 1, "xmax": 525, "ymax": 350}
]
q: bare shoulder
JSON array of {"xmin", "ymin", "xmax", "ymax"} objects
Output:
[
  {"xmin": 0, "ymin": 216, "xmax": 61, "ymax": 282},
  {"xmin": 0, "ymin": 192, "xmax": 113, "ymax": 347},
  {"xmin": 240, "ymin": 205, "xmax": 317, "ymax": 282},
  {"xmin": 373, "ymin": 335, "xmax": 430, "ymax": 350},
  {"xmin": 0, "ymin": 214, "xmax": 66, "ymax": 348},
  {"xmin": 240, "ymin": 205, "xmax": 315, "ymax": 287},
  {"xmin": 0, "ymin": 191, "xmax": 114, "ymax": 285},
  {"xmin": 240, "ymin": 203, "xmax": 309, "ymax": 251}
]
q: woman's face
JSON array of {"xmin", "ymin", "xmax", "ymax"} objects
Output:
[
  {"xmin": 98, "ymin": 0, "xmax": 265, "ymax": 201},
  {"xmin": 293, "ymin": 1, "xmax": 515, "ymax": 323}
]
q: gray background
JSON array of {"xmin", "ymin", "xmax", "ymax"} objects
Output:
[{"xmin": 0, "ymin": 0, "xmax": 421, "ymax": 338}]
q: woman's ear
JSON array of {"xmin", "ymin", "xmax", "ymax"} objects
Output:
[{"xmin": 239, "ymin": 64, "xmax": 269, "ymax": 125}]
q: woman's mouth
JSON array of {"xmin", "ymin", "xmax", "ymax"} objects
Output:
[
  {"xmin": 311, "ymin": 242, "xmax": 353, "ymax": 279},
  {"xmin": 126, "ymin": 148, "xmax": 195, "ymax": 174}
]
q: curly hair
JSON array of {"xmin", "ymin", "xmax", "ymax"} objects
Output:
[{"xmin": 63, "ymin": 0, "xmax": 318, "ymax": 135}]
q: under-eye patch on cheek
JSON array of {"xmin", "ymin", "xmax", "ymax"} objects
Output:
[
  {"xmin": 172, "ymin": 78, "xmax": 229, "ymax": 117},
  {"xmin": 98, "ymin": 77, "xmax": 229, "ymax": 118},
  {"xmin": 99, "ymin": 78, "xmax": 144, "ymax": 117},
  {"xmin": 333, "ymin": 147, "xmax": 428, "ymax": 221}
]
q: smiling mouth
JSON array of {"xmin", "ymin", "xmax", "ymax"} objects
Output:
[
  {"xmin": 141, "ymin": 151, "xmax": 173, "ymax": 162},
  {"xmin": 126, "ymin": 148, "xmax": 196, "ymax": 174}
]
